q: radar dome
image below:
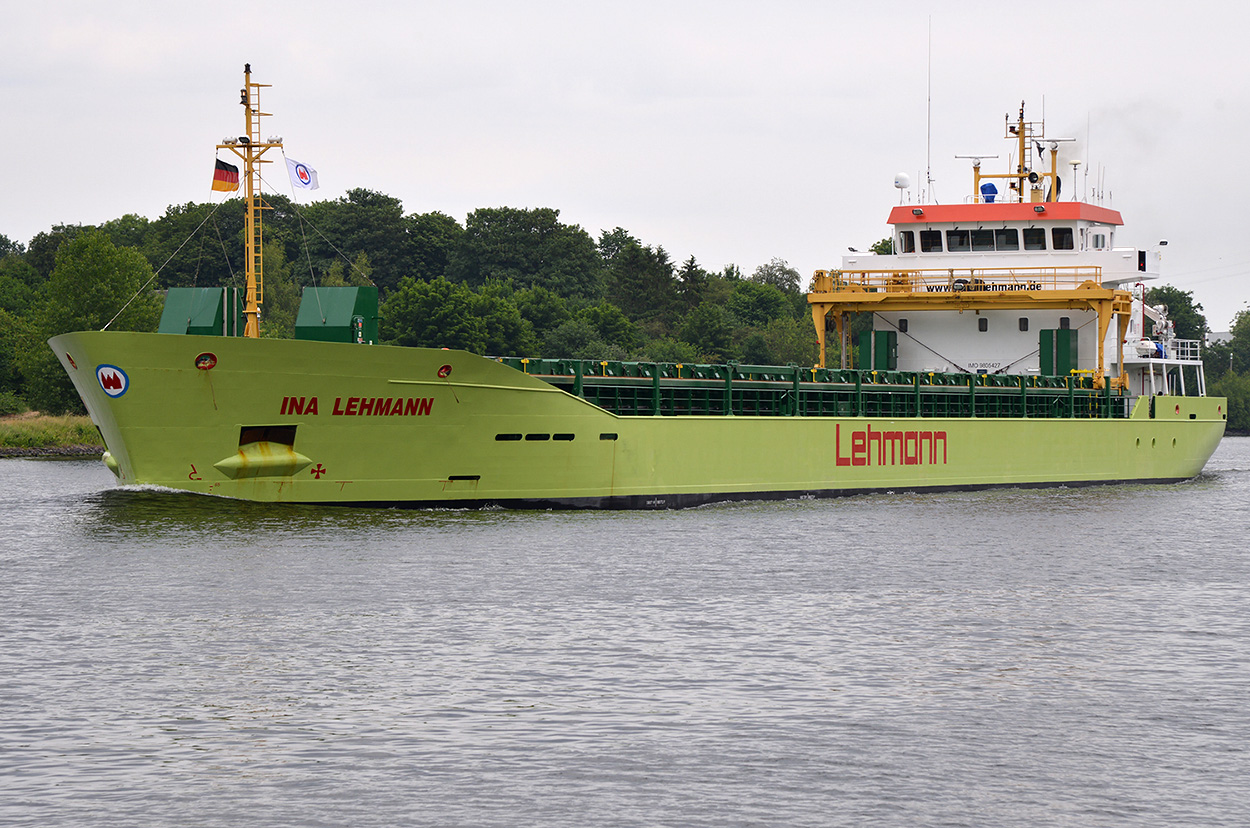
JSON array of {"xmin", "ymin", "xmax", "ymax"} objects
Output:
[{"xmin": 894, "ymin": 173, "xmax": 911, "ymax": 189}]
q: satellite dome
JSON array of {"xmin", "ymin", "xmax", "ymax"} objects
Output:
[{"xmin": 894, "ymin": 173, "xmax": 911, "ymax": 189}]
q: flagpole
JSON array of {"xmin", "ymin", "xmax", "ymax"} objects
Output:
[{"xmin": 218, "ymin": 63, "xmax": 282, "ymax": 338}]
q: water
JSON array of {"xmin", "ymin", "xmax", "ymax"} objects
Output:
[{"xmin": 3, "ymin": 440, "xmax": 1250, "ymax": 827}]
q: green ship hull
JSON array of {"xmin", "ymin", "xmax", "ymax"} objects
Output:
[{"xmin": 50, "ymin": 331, "xmax": 1227, "ymax": 508}]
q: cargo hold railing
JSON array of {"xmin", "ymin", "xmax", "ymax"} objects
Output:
[{"xmin": 495, "ymin": 358, "xmax": 1130, "ymax": 420}]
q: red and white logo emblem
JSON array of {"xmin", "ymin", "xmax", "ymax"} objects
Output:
[{"xmin": 96, "ymin": 364, "xmax": 129, "ymax": 398}]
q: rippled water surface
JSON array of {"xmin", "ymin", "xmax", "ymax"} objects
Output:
[{"xmin": 4, "ymin": 440, "xmax": 1250, "ymax": 827}]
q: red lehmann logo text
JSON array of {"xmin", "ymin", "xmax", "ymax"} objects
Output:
[
  {"xmin": 279, "ymin": 396, "xmax": 433, "ymax": 416},
  {"xmin": 836, "ymin": 424, "xmax": 947, "ymax": 466}
]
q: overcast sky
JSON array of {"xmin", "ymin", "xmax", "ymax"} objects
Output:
[{"xmin": 3, "ymin": 1, "xmax": 1247, "ymax": 326}]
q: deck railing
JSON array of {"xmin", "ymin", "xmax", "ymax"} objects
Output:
[{"xmin": 811, "ymin": 266, "xmax": 1104, "ymax": 295}]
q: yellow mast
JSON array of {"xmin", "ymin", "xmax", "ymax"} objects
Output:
[
  {"xmin": 217, "ymin": 64, "xmax": 283, "ymax": 338},
  {"xmin": 970, "ymin": 102, "xmax": 1061, "ymax": 204}
]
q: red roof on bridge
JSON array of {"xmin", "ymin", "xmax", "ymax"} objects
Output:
[{"xmin": 888, "ymin": 202, "xmax": 1123, "ymax": 226}]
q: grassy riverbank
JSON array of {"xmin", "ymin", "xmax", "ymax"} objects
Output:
[{"xmin": 0, "ymin": 414, "xmax": 103, "ymax": 456}]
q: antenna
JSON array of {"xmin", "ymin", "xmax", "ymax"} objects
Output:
[{"xmin": 925, "ymin": 15, "xmax": 932, "ymax": 202}]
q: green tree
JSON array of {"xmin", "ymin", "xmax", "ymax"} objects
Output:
[
  {"xmin": 739, "ymin": 331, "xmax": 772, "ymax": 364},
  {"xmin": 380, "ymin": 276, "xmax": 486, "ymax": 352},
  {"xmin": 1225, "ymin": 310, "xmax": 1250, "ymax": 375},
  {"xmin": 406, "ymin": 211, "xmax": 463, "ymax": 283},
  {"xmin": 1209, "ymin": 371, "xmax": 1250, "ymax": 433},
  {"xmin": 597, "ymin": 227, "xmax": 638, "ymax": 265},
  {"xmin": 606, "ymin": 242, "xmax": 678, "ymax": 324},
  {"xmin": 750, "ymin": 257, "xmax": 801, "ymax": 294},
  {"xmin": 680, "ymin": 302, "xmax": 736, "ymax": 362},
  {"xmin": 298, "ymin": 189, "xmax": 414, "ymax": 294},
  {"xmin": 101, "ymin": 214, "xmax": 151, "ymax": 250},
  {"xmin": 320, "ymin": 252, "xmax": 375, "ymax": 289},
  {"xmin": 258, "ymin": 242, "xmax": 300, "ymax": 339},
  {"xmin": 26, "ymin": 224, "xmax": 89, "ymax": 280},
  {"xmin": 543, "ymin": 318, "xmax": 618, "ymax": 359},
  {"xmin": 22, "ymin": 231, "xmax": 161, "ymax": 413},
  {"xmin": 641, "ymin": 336, "xmax": 699, "ymax": 364},
  {"xmin": 0, "ymin": 308, "xmax": 33, "ymax": 395},
  {"xmin": 474, "ymin": 283, "xmax": 537, "ymax": 355},
  {"xmin": 579, "ymin": 301, "xmax": 638, "ymax": 351},
  {"xmin": 762, "ymin": 316, "xmax": 819, "ymax": 366},
  {"xmin": 141, "ymin": 200, "xmax": 245, "ymax": 290},
  {"xmin": 869, "ymin": 237, "xmax": 894, "ymax": 255},
  {"xmin": 727, "ymin": 280, "xmax": 789, "ymax": 327},
  {"xmin": 1, "ymin": 233, "xmax": 24, "ymax": 256},
  {"xmin": 447, "ymin": 207, "xmax": 602, "ymax": 299},
  {"xmin": 0, "ymin": 256, "xmax": 40, "ymax": 316},
  {"xmin": 676, "ymin": 255, "xmax": 712, "ymax": 312},
  {"xmin": 513, "ymin": 285, "xmax": 572, "ymax": 338}
]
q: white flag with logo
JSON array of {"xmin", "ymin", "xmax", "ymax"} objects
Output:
[{"xmin": 286, "ymin": 157, "xmax": 319, "ymax": 190}]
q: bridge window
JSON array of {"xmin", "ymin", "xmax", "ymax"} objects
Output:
[
  {"xmin": 898, "ymin": 231, "xmax": 915, "ymax": 253},
  {"xmin": 920, "ymin": 230, "xmax": 943, "ymax": 252},
  {"xmin": 898, "ymin": 318, "xmax": 908, "ymax": 333},
  {"xmin": 995, "ymin": 229, "xmax": 1019, "ymax": 250},
  {"xmin": 946, "ymin": 230, "xmax": 971, "ymax": 252},
  {"xmin": 971, "ymin": 230, "xmax": 995, "ymax": 251},
  {"xmin": 1023, "ymin": 228, "xmax": 1047, "ymax": 250},
  {"xmin": 1092, "ymin": 232, "xmax": 1107, "ymax": 249},
  {"xmin": 1019, "ymin": 317, "xmax": 1029, "ymax": 332},
  {"xmin": 978, "ymin": 318, "xmax": 988, "ymax": 332},
  {"xmin": 1052, "ymin": 227, "xmax": 1075, "ymax": 250}
]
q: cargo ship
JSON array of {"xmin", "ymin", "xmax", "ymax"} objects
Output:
[{"xmin": 49, "ymin": 71, "xmax": 1225, "ymax": 508}]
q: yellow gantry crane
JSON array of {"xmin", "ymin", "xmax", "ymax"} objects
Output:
[{"xmin": 216, "ymin": 64, "xmax": 283, "ymax": 338}]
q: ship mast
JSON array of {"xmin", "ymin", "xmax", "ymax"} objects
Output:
[
  {"xmin": 969, "ymin": 102, "xmax": 1065, "ymax": 204},
  {"xmin": 217, "ymin": 64, "xmax": 283, "ymax": 338}
]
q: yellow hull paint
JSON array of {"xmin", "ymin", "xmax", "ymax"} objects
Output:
[{"xmin": 50, "ymin": 331, "xmax": 1227, "ymax": 508}]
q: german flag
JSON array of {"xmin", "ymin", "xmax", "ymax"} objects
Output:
[{"xmin": 212, "ymin": 159, "xmax": 240, "ymax": 192}]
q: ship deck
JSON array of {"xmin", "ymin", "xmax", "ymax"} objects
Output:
[{"xmin": 496, "ymin": 358, "xmax": 1132, "ymax": 420}]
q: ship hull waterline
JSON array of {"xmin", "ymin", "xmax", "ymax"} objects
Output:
[{"xmin": 51, "ymin": 331, "xmax": 1227, "ymax": 509}]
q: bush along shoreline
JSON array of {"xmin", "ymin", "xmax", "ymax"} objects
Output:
[{"xmin": 0, "ymin": 414, "xmax": 104, "ymax": 457}]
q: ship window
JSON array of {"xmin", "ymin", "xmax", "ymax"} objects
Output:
[
  {"xmin": 920, "ymin": 230, "xmax": 943, "ymax": 252},
  {"xmin": 1018, "ymin": 317, "xmax": 1029, "ymax": 332},
  {"xmin": 995, "ymin": 228, "xmax": 1019, "ymax": 250},
  {"xmin": 600, "ymin": 433, "xmax": 619, "ymax": 441},
  {"xmin": 898, "ymin": 231, "xmax": 915, "ymax": 253},
  {"xmin": 239, "ymin": 425, "xmax": 296, "ymax": 447},
  {"xmin": 525, "ymin": 433, "xmax": 550, "ymax": 441},
  {"xmin": 1023, "ymin": 228, "xmax": 1047, "ymax": 250},
  {"xmin": 898, "ymin": 318, "xmax": 908, "ymax": 333},
  {"xmin": 553, "ymin": 433, "xmax": 575, "ymax": 441},
  {"xmin": 978, "ymin": 317, "xmax": 988, "ymax": 332},
  {"xmin": 1052, "ymin": 227, "xmax": 1075, "ymax": 250},
  {"xmin": 495, "ymin": 433, "xmax": 523, "ymax": 441},
  {"xmin": 946, "ymin": 230, "xmax": 971, "ymax": 252},
  {"xmin": 1092, "ymin": 233, "xmax": 1107, "ymax": 249},
  {"xmin": 971, "ymin": 230, "xmax": 995, "ymax": 251},
  {"xmin": 1059, "ymin": 317, "xmax": 1070, "ymax": 329}
]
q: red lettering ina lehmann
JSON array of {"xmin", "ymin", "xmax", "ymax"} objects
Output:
[{"xmin": 279, "ymin": 396, "xmax": 433, "ymax": 416}]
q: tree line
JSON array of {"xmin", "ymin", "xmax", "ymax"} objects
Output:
[
  {"xmin": 0, "ymin": 189, "xmax": 820, "ymax": 414},
  {"xmin": 4, "ymin": 190, "xmax": 1250, "ymax": 431}
]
